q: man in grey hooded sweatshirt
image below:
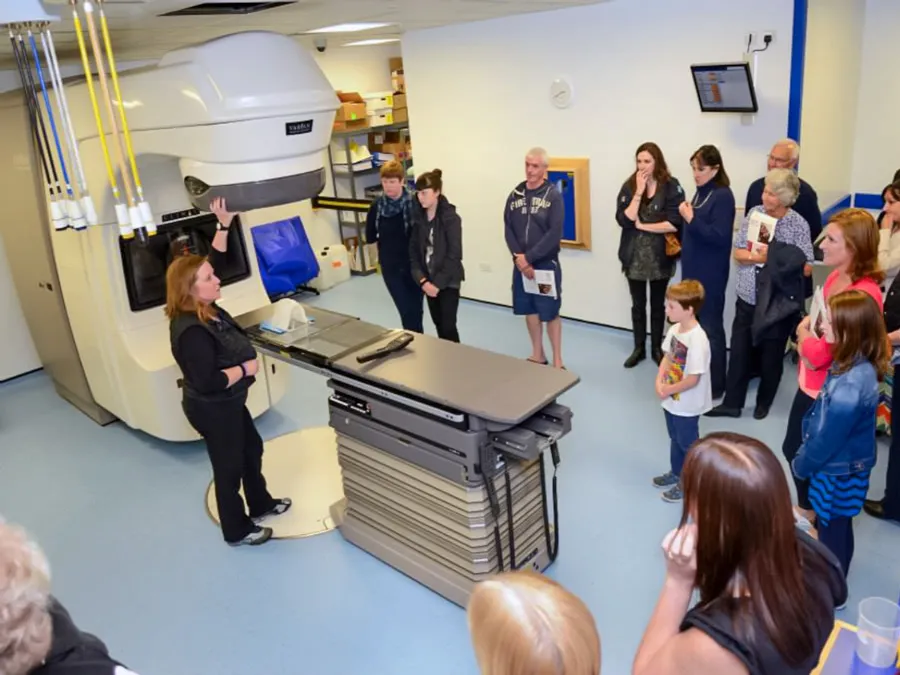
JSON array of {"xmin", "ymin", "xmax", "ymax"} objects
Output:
[{"xmin": 504, "ymin": 147, "xmax": 566, "ymax": 369}]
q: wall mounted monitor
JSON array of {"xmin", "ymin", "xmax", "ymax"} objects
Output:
[{"xmin": 690, "ymin": 62, "xmax": 758, "ymax": 113}]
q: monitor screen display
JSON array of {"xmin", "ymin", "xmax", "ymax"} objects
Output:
[
  {"xmin": 119, "ymin": 214, "xmax": 252, "ymax": 313},
  {"xmin": 690, "ymin": 63, "xmax": 758, "ymax": 113}
]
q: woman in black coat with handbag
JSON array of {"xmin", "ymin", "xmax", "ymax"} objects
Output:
[
  {"xmin": 410, "ymin": 169, "xmax": 464, "ymax": 342},
  {"xmin": 616, "ymin": 142, "xmax": 686, "ymax": 367}
]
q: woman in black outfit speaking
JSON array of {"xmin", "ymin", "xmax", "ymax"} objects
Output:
[
  {"xmin": 410, "ymin": 169, "xmax": 464, "ymax": 342},
  {"xmin": 165, "ymin": 197, "xmax": 290, "ymax": 547}
]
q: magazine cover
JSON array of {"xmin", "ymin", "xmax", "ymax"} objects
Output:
[
  {"xmin": 663, "ymin": 336, "xmax": 688, "ymax": 401},
  {"xmin": 522, "ymin": 269, "xmax": 558, "ymax": 299},
  {"xmin": 746, "ymin": 210, "xmax": 778, "ymax": 255},
  {"xmin": 808, "ymin": 286, "xmax": 826, "ymax": 338}
]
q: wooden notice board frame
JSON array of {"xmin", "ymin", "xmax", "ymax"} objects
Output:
[{"xmin": 547, "ymin": 157, "xmax": 592, "ymax": 251}]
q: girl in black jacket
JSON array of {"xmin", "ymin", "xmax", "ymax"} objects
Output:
[{"xmin": 410, "ymin": 169, "xmax": 464, "ymax": 342}]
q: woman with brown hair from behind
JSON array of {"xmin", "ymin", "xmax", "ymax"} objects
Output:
[
  {"xmin": 633, "ymin": 432, "xmax": 847, "ymax": 675},
  {"xmin": 467, "ymin": 570, "xmax": 601, "ymax": 675}
]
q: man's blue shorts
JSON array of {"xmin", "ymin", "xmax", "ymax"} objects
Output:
[{"xmin": 512, "ymin": 260, "xmax": 562, "ymax": 322}]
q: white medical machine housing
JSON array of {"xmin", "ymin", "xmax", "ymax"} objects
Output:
[
  {"xmin": 0, "ymin": 0, "xmax": 57, "ymax": 23},
  {"xmin": 49, "ymin": 31, "xmax": 340, "ymax": 441}
]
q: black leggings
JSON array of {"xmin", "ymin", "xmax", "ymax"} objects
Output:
[
  {"xmin": 818, "ymin": 516, "xmax": 854, "ymax": 577},
  {"xmin": 782, "ymin": 388, "xmax": 816, "ymax": 510},
  {"xmin": 627, "ymin": 278, "xmax": 668, "ymax": 349},
  {"xmin": 183, "ymin": 392, "xmax": 277, "ymax": 543},
  {"xmin": 427, "ymin": 288, "xmax": 460, "ymax": 342}
]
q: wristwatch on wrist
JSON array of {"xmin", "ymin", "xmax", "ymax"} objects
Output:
[
  {"xmin": 239, "ymin": 363, "xmax": 247, "ymax": 378},
  {"xmin": 216, "ymin": 221, "xmax": 229, "ymax": 231}
]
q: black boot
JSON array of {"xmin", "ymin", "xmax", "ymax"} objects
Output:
[
  {"xmin": 624, "ymin": 306, "xmax": 647, "ymax": 368},
  {"xmin": 650, "ymin": 301, "xmax": 666, "ymax": 364}
]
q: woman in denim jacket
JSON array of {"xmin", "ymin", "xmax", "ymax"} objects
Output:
[{"xmin": 792, "ymin": 290, "xmax": 890, "ymax": 576}]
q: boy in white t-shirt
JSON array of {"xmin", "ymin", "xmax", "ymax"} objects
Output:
[{"xmin": 652, "ymin": 279, "xmax": 712, "ymax": 502}]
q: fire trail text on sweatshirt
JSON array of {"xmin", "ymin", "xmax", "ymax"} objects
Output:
[{"xmin": 504, "ymin": 179, "xmax": 565, "ymax": 266}]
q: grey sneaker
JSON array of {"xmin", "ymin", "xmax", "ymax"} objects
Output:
[
  {"xmin": 653, "ymin": 472, "xmax": 679, "ymax": 489},
  {"xmin": 228, "ymin": 526, "xmax": 273, "ymax": 547},
  {"xmin": 252, "ymin": 498, "xmax": 292, "ymax": 524},
  {"xmin": 662, "ymin": 485, "xmax": 684, "ymax": 502}
]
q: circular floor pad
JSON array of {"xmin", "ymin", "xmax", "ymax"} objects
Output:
[{"xmin": 205, "ymin": 427, "xmax": 344, "ymax": 539}]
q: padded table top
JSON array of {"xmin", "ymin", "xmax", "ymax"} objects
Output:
[
  {"xmin": 238, "ymin": 302, "xmax": 579, "ymax": 425},
  {"xmin": 330, "ymin": 330, "xmax": 579, "ymax": 425}
]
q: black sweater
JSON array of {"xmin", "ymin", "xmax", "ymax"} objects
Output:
[
  {"xmin": 31, "ymin": 597, "xmax": 132, "ymax": 675},
  {"xmin": 170, "ymin": 248, "xmax": 256, "ymax": 398},
  {"xmin": 409, "ymin": 195, "xmax": 464, "ymax": 290},
  {"xmin": 365, "ymin": 200, "xmax": 413, "ymax": 273}
]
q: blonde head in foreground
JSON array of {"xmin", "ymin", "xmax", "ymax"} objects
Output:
[
  {"xmin": 467, "ymin": 570, "xmax": 601, "ymax": 675},
  {"xmin": 0, "ymin": 520, "xmax": 53, "ymax": 675}
]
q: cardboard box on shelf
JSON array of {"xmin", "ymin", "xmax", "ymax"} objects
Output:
[
  {"xmin": 389, "ymin": 57, "xmax": 403, "ymax": 73},
  {"xmin": 392, "ymin": 73, "xmax": 405, "ymax": 93},
  {"xmin": 392, "ymin": 108, "xmax": 408, "ymax": 124},
  {"xmin": 364, "ymin": 91, "xmax": 395, "ymax": 114},
  {"xmin": 334, "ymin": 92, "xmax": 368, "ymax": 131},
  {"xmin": 368, "ymin": 111, "xmax": 393, "ymax": 127},
  {"xmin": 368, "ymin": 130, "xmax": 411, "ymax": 158},
  {"xmin": 329, "ymin": 138, "xmax": 371, "ymax": 167},
  {"xmin": 392, "ymin": 93, "xmax": 407, "ymax": 109}
]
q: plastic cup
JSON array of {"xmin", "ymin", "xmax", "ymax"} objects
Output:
[{"xmin": 856, "ymin": 597, "xmax": 900, "ymax": 668}]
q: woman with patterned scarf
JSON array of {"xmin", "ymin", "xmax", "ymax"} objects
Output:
[{"xmin": 365, "ymin": 160, "xmax": 423, "ymax": 332}]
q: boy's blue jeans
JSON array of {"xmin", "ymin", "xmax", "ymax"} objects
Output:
[{"xmin": 665, "ymin": 411, "xmax": 700, "ymax": 477}]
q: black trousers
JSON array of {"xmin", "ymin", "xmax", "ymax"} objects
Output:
[
  {"xmin": 183, "ymin": 392, "xmax": 277, "ymax": 543},
  {"xmin": 427, "ymin": 287, "xmax": 460, "ymax": 342},
  {"xmin": 627, "ymin": 279, "xmax": 668, "ymax": 350},
  {"xmin": 698, "ymin": 288, "xmax": 726, "ymax": 398},
  {"xmin": 383, "ymin": 268, "xmax": 424, "ymax": 333},
  {"xmin": 882, "ymin": 379, "xmax": 900, "ymax": 518},
  {"xmin": 818, "ymin": 516, "xmax": 854, "ymax": 577},
  {"xmin": 723, "ymin": 299, "xmax": 794, "ymax": 410},
  {"xmin": 782, "ymin": 388, "xmax": 816, "ymax": 509}
]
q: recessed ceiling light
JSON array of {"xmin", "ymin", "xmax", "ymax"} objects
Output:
[
  {"xmin": 307, "ymin": 23, "xmax": 393, "ymax": 34},
  {"xmin": 344, "ymin": 38, "xmax": 401, "ymax": 47}
]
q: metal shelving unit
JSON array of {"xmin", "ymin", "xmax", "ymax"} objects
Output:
[{"xmin": 326, "ymin": 122, "xmax": 412, "ymax": 275}]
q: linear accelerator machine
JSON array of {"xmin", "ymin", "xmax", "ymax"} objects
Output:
[{"xmin": 7, "ymin": 5, "xmax": 580, "ymax": 603}]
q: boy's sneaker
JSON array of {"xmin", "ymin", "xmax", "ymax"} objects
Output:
[
  {"xmin": 228, "ymin": 526, "xmax": 273, "ymax": 547},
  {"xmin": 252, "ymin": 498, "xmax": 292, "ymax": 524},
  {"xmin": 662, "ymin": 485, "xmax": 684, "ymax": 502},
  {"xmin": 652, "ymin": 472, "xmax": 680, "ymax": 489}
]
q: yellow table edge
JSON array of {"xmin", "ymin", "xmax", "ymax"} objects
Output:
[{"xmin": 812, "ymin": 620, "xmax": 900, "ymax": 675}]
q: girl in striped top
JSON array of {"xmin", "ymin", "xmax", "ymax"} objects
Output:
[{"xmin": 792, "ymin": 290, "xmax": 890, "ymax": 577}]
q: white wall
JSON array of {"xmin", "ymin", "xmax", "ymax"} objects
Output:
[
  {"xmin": 0, "ymin": 232, "xmax": 40, "ymax": 381},
  {"xmin": 851, "ymin": 0, "xmax": 900, "ymax": 195},
  {"xmin": 313, "ymin": 42, "xmax": 401, "ymax": 94},
  {"xmin": 800, "ymin": 0, "xmax": 866, "ymax": 209},
  {"xmin": 402, "ymin": 0, "xmax": 795, "ymax": 330}
]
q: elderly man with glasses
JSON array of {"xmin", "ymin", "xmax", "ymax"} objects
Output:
[{"xmin": 745, "ymin": 139, "xmax": 822, "ymax": 246}]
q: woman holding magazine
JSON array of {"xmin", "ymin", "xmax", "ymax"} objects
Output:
[
  {"xmin": 784, "ymin": 208, "xmax": 883, "ymax": 534},
  {"xmin": 707, "ymin": 169, "xmax": 814, "ymax": 421}
]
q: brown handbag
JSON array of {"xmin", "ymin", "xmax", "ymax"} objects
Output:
[{"xmin": 665, "ymin": 232, "xmax": 681, "ymax": 257}]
